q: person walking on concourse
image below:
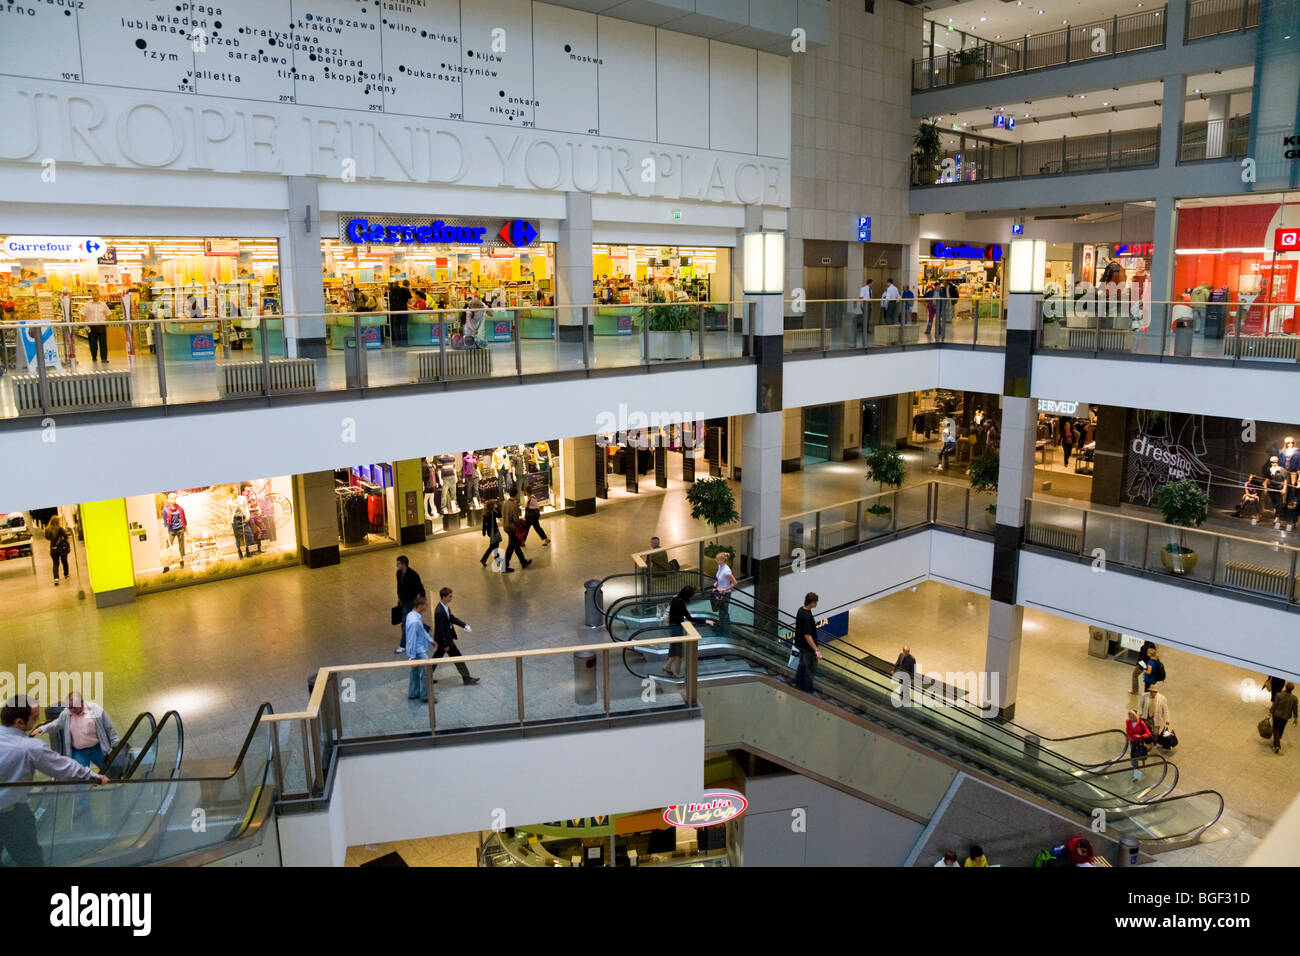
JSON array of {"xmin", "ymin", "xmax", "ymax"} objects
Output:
[
  {"xmin": 405, "ymin": 596, "xmax": 435, "ymax": 703},
  {"xmin": 395, "ymin": 555, "xmax": 426, "ymax": 654},
  {"xmin": 1270, "ymin": 681, "xmax": 1298, "ymax": 754},
  {"xmin": 432, "ymin": 587, "xmax": 481, "ymax": 686}
]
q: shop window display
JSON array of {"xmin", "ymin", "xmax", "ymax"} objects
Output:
[
  {"xmin": 125, "ymin": 477, "xmax": 296, "ymax": 592},
  {"xmin": 0, "ymin": 237, "xmax": 281, "ymax": 363},
  {"xmin": 423, "ymin": 444, "xmax": 561, "ymax": 533},
  {"xmin": 592, "ymin": 246, "xmax": 729, "ymax": 305},
  {"xmin": 335, "ymin": 465, "xmax": 397, "ymax": 550}
]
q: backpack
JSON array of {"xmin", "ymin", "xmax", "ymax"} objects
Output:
[
  {"xmin": 1148, "ymin": 659, "xmax": 1166, "ymax": 683},
  {"xmin": 1033, "ymin": 848, "xmax": 1055, "ymax": 868}
]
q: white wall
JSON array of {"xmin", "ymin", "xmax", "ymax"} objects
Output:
[
  {"xmin": 1018, "ymin": 550, "xmax": 1300, "ymax": 679},
  {"xmin": 0, "ymin": 364, "xmax": 757, "ymax": 510},
  {"xmin": 1033, "ymin": 354, "xmax": 1298, "ymax": 425},
  {"xmin": 277, "ymin": 718, "xmax": 704, "ymax": 864},
  {"xmin": 783, "ymin": 349, "xmax": 1003, "ymax": 411}
]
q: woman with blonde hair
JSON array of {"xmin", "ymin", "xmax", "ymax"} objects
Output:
[
  {"xmin": 1124, "ymin": 709, "xmax": 1152, "ymax": 781},
  {"xmin": 44, "ymin": 514, "xmax": 71, "ymax": 586}
]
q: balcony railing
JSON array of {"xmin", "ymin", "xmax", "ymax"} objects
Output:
[
  {"xmin": 264, "ymin": 631, "xmax": 703, "ymax": 800},
  {"xmin": 913, "ymin": 9, "xmax": 1166, "ymax": 91},
  {"xmin": 1033, "ymin": 295, "xmax": 1300, "ymax": 367},
  {"xmin": 1025, "ymin": 498, "xmax": 1300, "ymax": 608},
  {"xmin": 0, "ymin": 303, "xmax": 752, "ymax": 420},
  {"xmin": 1185, "ymin": 0, "xmax": 1261, "ymax": 40},
  {"xmin": 913, "ymin": 127, "xmax": 1160, "ymax": 187},
  {"xmin": 781, "ymin": 298, "xmax": 1006, "ymax": 353},
  {"xmin": 1177, "ymin": 117, "xmax": 1252, "ymax": 163}
]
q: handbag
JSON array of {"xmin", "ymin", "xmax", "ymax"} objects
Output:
[
  {"xmin": 1129, "ymin": 740, "xmax": 1148, "ymax": 759},
  {"xmin": 391, "ymin": 605, "xmax": 404, "ymax": 626},
  {"xmin": 1259, "ymin": 715, "xmax": 1274, "ymax": 739}
]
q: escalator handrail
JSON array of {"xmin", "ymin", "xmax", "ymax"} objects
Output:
[
  {"xmin": 611, "ymin": 607, "xmax": 1138, "ymax": 790},
  {"xmin": 619, "ymin": 618, "xmax": 1219, "ymax": 833},
  {"xmin": 101, "ymin": 711, "xmax": 156, "ymax": 775},
  {"xmin": 125, "ymin": 709, "xmax": 184, "ymax": 779},
  {"xmin": 1, "ymin": 703, "xmax": 275, "ymax": 788},
  {"xmin": 605, "ymin": 589, "xmax": 1131, "ymax": 765}
]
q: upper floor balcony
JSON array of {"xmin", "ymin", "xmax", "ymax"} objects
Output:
[{"xmin": 912, "ymin": 0, "xmax": 1258, "ymax": 93}]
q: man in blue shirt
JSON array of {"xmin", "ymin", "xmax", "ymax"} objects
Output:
[
  {"xmin": 1, "ymin": 695, "xmax": 107, "ymax": 866},
  {"xmin": 405, "ymin": 596, "xmax": 435, "ymax": 702}
]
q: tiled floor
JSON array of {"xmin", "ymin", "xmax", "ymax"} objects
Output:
[{"xmin": 345, "ymin": 831, "xmax": 481, "ymax": 867}]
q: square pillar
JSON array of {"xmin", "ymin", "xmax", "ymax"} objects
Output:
[
  {"xmin": 561, "ymin": 437, "xmax": 596, "ymax": 516},
  {"xmin": 557, "ymin": 192, "xmax": 594, "ymax": 341},
  {"xmin": 294, "ymin": 471, "xmax": 341, "ymax": 568},
  {"xmin": 984, "ymin": 599, "xmax": 1024, "ymax": 720},
  {"xmin": 741, "ymin": 411, "xmax": 783, "ymax": 608},
  {"xmin": 282, "ymin": 176, "xmax": 325, "ymax": 358},
  {"xmin": 80, "ymin": 498, "xmax": 135, "ymax": 608},
  {"xmin": 394, "ymin": 459, "xmax": 427, "ymax": 545}
]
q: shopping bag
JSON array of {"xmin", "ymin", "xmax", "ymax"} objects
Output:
[
  {"xmin": 1157, "ymin": 728, "xmax": 1178, "ymax": 750},
  {"xmin": 391, "ymin": 605, "xmax": 404, "ymax": 626},
  {"xmin": 1258, "ymin": 716, "xmax": 1274, "ymax": 739}
]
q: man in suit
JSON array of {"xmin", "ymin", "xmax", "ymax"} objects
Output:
[
  {"xmin": 395, "ymin": 555, "xmax": 426, "ymax": 655},
  {"xmin": 432, "ymin": 587, "xmax": 481, "ymax": 685}
]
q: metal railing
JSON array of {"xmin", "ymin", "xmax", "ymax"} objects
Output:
[
  {"xmin": 261, "ymin": 631, "xmax": 702, "ymax": 800},
  {"xmin": 1177, "ymin": 117, "xmax": 1252, "ymax": 163},
  {"xmin": 1025, "ymin": 497, "xmax": 1300, "ymax": 607},
  {"xmin": 913, "ymin": 8, "xmax": 1166, "ymax": 91},
  {"xmin": 781, "ymin": 297, "xmax": 1006, "ymax": 352},
  {"xmin": 0, "ymin": 301, "xmax": 753, "ymax": 420},
  {"xmin": 1185, "ymin": 0, "xmax": 1261, "ymax": 40},
  {"xmin": 1034, "ymin": 295, "xmax": 1300, "ymax": 367},
  {"xmin": 913, "ymin": 127, "xmax": 1160, "ymax": 187}
]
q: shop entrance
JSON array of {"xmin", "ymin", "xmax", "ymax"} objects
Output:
[{"xmin": 803, "ymin": 406, "xmax": 832, "ymax": 464}]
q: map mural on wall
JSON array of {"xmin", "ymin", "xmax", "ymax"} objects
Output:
[{"xmin": 1, "ymin": 0, "xmax": 625, "ymax": 131}]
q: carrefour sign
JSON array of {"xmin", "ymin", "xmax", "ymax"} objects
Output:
[
  {"xmin": 3, "ymin": 236, "xmax": 105, "ymax": 260},
  {"xmin": 931, "ymin": 240, "xmax": 1002, "ymax": 261},
  {"xmin": 663, "ymin": 790, "xmax": 747, "ymax": 828},
  {"xmin": 341, "ymin": 215, "xmax": 539, "ymax": 249}
]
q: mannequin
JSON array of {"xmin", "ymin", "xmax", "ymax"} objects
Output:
[
  {"xmin": 462, "ymin": 452, "xmax": 481, "ymax": 509},
  {"xmin": 493, "ymin": 446, "xmax": 512, "ymax": 493},
  {"xmin": 511, "ymin": 444, "xmax": 529, "ymax": 490},
  {"xmin": 438, "ymin": 454, "xmax": 459, "ymax": 514},
  {"xmin": 160, "ymin": 492, "xmax": 187, "ymax": 571},
  {"xmin": 1282, "ymin": 437, "xmax": 1300, "ymax": 484},
  {"xmin": 244, "ymin": 486, "xmax": 266, "ymax": 552},
  {"xmin": 229, "ymin": 490, "xmax": 252, "ymax": 558},
  {"xmin": 1267, "ymin": 456, "xmax": 1287, "ymax": 516}
]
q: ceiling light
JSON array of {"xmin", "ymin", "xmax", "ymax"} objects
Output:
[
  {"xmin": 1079, "ymin": 94, "xmax": 1085, "ymax": 98},
  {"xmin": 1103, "ymin": 101, "xmax": 1109, "ymax": 105},
  {"xmin": 980, "ymin": 16, "xmax": 987, "ymax": 21},
  {"xmin": 948, "ymin": 17, "xmax": 953, "ymax": 21},
  {"xmin": 1195, "ymin": 88, "xmax": 1201, "ymax": 93}
]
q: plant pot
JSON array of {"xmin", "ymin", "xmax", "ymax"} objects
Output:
[
  {"xmin": 865, "ymin": 509, "xmax": 892, "ymax": 532},
  {"xmin": 1042, "ymin": 323, "xmax": 1067, "ymax": 349},
  {"xmin": 1160, "ymin": 544, "xmax": 1198, "ymax": 575},
  {"xmin": 872, "ymin": 324, "xmax": 901, "ymax": 347},
  {"xmin": 646, "ymin": 329, "xmax": 693, "ymax": 361},
  {"xmin": 954, "ymin": 63, "xmax": 983, "ymax": 83},
  {"xmin": 985, "ymin": 509, "xmax": 997, "ymax": 531}
]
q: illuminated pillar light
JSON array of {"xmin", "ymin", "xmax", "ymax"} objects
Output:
[
  {"xmin": 743, "ymin": 231, "xmax": 785, "ymax": 294},
  {"xmin": 1008, "ymin": 238, "xmax": 1047, "ymax": 294}
]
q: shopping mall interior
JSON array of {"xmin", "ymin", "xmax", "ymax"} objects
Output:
[{"xmin": 1, "ymin": 0, "xmax": 1299, "ymax": 884}]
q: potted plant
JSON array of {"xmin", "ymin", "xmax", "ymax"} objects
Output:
[
  {"xmin": 1156, "ymin": 478, "xmax": 1209, "ymax": 574},
  {"xmin": 953, "ymin": 46, "xmax": 985, "ymax": 83},
  {"xmin": 863, "ymin": 445, "xmax": 906, "ymax": 531},
  {"xmin": 968, "ymin": 452, "xmax": 999, "ymax": 530},
  {"xmin": 687, "ymin": 477, "xmax": 739, "ymax": 578},
  {"xmin": 646, "ymin": 303, "xmax": 696, "ymax": 361},
  {"xmin": 912, "ymin": 120, "xmax": 943, "ymax": 185}
]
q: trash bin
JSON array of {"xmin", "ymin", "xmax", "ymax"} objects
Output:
[
  {"xmin": 573, "ymin": 650, "xmax": 597, "ymax": 704},
  {"xmin": 1172, "ymin": 317, "xmax": 1193, "ymax": 357},
  {"xmin": 1024, "ymin": 733, "xmax": 1041, "ymax": 762},
  {"xmin": 584, "ymin": 579, "xmax": 603, "ymax": 628},
  {"xmin": 1117, "ymin": 835, "xmax": 1139, "ymax": 867},
  {"xmin": 788, "ymin": 520, "xmax": 804, "ymax": 559},
  {"xmin": 344, "ymin": 335, "xmax": 361, "ymax": 388}
]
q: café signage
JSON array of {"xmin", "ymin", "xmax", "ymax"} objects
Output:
[
  {"xmin": 663, "ymin": 790, "xmax": 747, "ymax": 828},
  {"xmin": 341, "ymin": 215, "xmax": 540, "ymax": 249},
  {"xmin": 932, "ymin": 240, "xmax": 1002, "ymax": 262}
]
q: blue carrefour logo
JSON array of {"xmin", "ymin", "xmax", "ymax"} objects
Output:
[
  {"xmin": 85, "ymin": 239, "xmax": 101, "ymax": 254},
  {"xmin": 498, "ymin": 220, "xmax": 538, "ymax": 246}
]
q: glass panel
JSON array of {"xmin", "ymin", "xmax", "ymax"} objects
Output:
[
  {"xmin": 966, "ymin": 490, "xmax": 997, "ymax": 532},
  {"xmin": 782, "ymin": 514, "xmax": 815, "ymax": 564},
  {"xmin": 590, "ymin": 305, "xmax": 645, "ymax": 370},
  {"xmin": 522, "ymin": 647, "xmax": 606, "ymax": 723},
  {"xmin": 1216, "ymin": 535, "xmax": 1298, "ymax": 601},
  {"xmin": 1146, "ymin": 525, "xmax": 1217, "ymax": 586},
  {"xmin": 816, "ymin": 501, "xmax": 860, "ymax": 556},
  {"xmin": 427, "ymin": 657, "xmax": 519, "ymax": 731},
  {"xmin": 1080, "ymin": 509, "xmax": 1148, "ymax": 569},
  {"xmin": 896, "ymin": 483, "xmax": 933, "ymax": 530},
  {"xmin": 934, "ymin": 483, "xmax": 969, "ymax": 529}
]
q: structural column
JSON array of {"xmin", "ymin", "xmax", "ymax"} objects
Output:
[
  {"xmin": 394, "ymin": 459, "xmax": 427, "ymax": 545},
  {"xmin": 281, "ymin": 176, "xmax": 326, "ymax": 358},
  {"xmin": 742, "ymin": 286, "xmax": 784, "ymax": 610},
  {"xmin": 556, "ymin": 191, "xmax": 594, "ymax": 342},
  {"xmin": 560, "ymin": 437, "xmax": 597, "ymax": 516},
  {"xmin": 294, "ymin": 471, "xmax": 341, "ymax": 568},
  {"xmin": 983, "ymin": 291, "xmax": 1038, "ymax": 720},
  {"xmin": 80, "ymin": 498, "xmax": 135, "ymax": 608}
]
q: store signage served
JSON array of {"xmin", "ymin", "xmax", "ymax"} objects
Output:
[
  {"xmin": 3, "ymin": 236, "xmax": 105, "ymax": 260},
  {"xmin": 1037, "ymin": 399, "xmax": 1090, "ymax": 417},
  {"xmin": 663, "ymin": 790, "xmax": 747, "ymax": 828},
  {"xmin": 1275, "ymin": 229, "xmax": 1300, "ymax": 252},
  {"xmin": 931, "ymin": 241, "xmax": 1002, "ymax": 261},
  {"xmin": 341, "ymin": 216, "xmax": 541, "ymax": 249}
]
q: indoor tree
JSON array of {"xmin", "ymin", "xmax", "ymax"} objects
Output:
[
  {"xmin": 912, "ymin": 120, "xmax": 943, "ymax": 184},
  {"xmin": 969, "ymin": 451, "xmax": 999, "ymax": 522},
  {"xmin": 863, "ymin": 445, "xmax": 906, "ymax": 522},
  {"xmin": 1156, "ymin": 478, "xmax": 1209, "ymax": 574},
  {"xmin": 686, "ymin": 477, "xmax": 740, "ymax": 570}
]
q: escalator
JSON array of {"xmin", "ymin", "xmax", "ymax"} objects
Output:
[
  {"xmin": 597, "ymin": 573, "xmax": 1223, "ymax": 846},
  {"xmin": 4, "ymin": 704, "xmax": 275, "ymax": 867}
]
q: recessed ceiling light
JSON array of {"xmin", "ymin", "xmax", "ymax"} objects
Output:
[
  {"xmin": 948, "ymin": 17, "xmax": 953, "ymax": 21},
  {"xmin": 1103, "ymin": 101, "xmax": 1109, "ymax": 105},
  {"xmin": 1194, "ymin": 88, "xmax": 1201, "ymax": 93},
  {"xmin": 995, "ymin": 34, "xmax": 1001, "ymax": 38},
  {"xmin": 1079, "ymin": 94, "xmax": 1085, "ymax": 98},
  {"xmin": 1038, "ymin": 9, "xmax": 1044, "ymax": 13},
  {"xmin": 1063, "ymin": 19, "xmax": 1068, "ymax": 23},
  {"xmin": 980, "ymin": 16, "xmax": 987, "ymax": 21}
]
